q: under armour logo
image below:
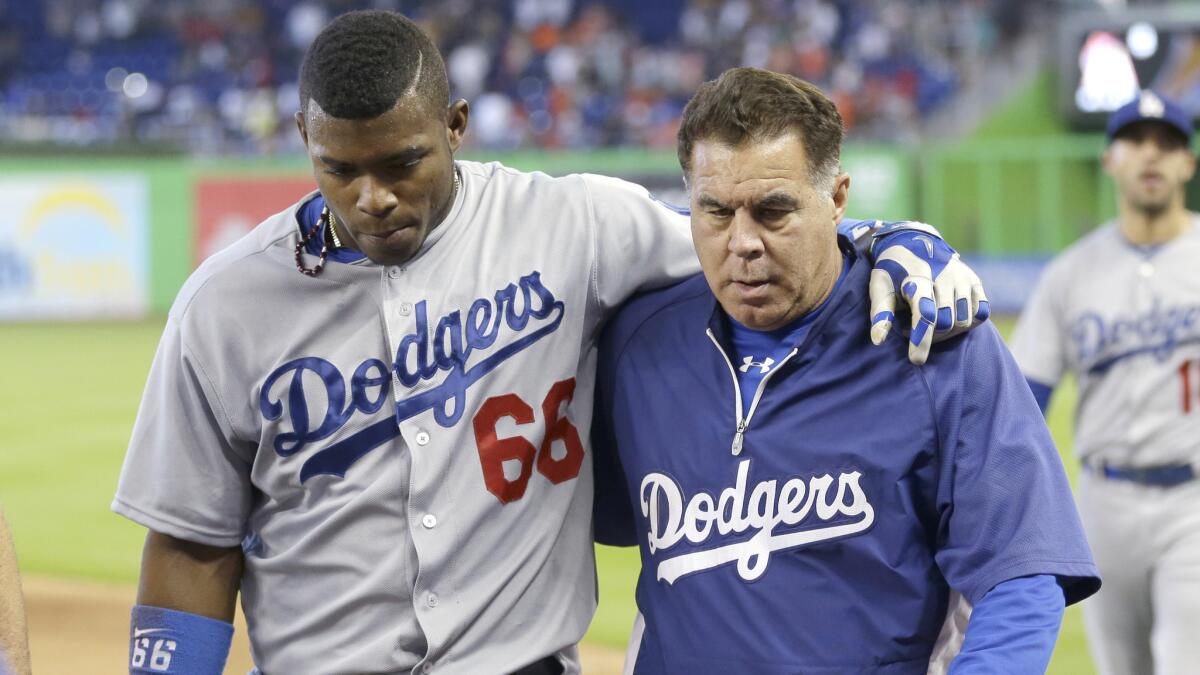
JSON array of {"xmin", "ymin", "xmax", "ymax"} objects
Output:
[
  {"xmin": 913, "ymin": 235, "xmax": 935, "ymax": 257},
  {"xmin": 739, "ymin": 356, "xmax": 775, "ymax": 374}
]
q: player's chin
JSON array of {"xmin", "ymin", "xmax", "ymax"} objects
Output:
[
  {"xmin": 1131, "ymin": 194, "xmax": 1171, "ymax": 214},
  {"xmin": 357, "ymin": 232, "xmax": 425, "ymax": 266},
  {"xmin": 721, "ymin": 298, "xmax": 787, "ymax": 331}
]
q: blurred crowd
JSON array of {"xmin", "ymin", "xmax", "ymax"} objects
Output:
[{"xmin": 0, "ymin": 0, "xmax": 1030, "ymax": 153}]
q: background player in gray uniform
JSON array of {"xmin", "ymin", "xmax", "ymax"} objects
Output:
[
  {"xmin": 114, "ymin": 11, "xmax": 990, "ymax": 675},
  {"xmin": 1011, "ymin": 90, "xmax": 1200, "ymax": 675}
]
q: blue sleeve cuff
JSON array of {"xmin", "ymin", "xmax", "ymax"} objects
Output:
[
  {"xmin": 1026, "ymin": 378, "xmax": 1054, "ymax": 415},
  {"xmin": 949, "ymin": 574, "xmax": 1064, "ymax": 674},
  {"xmin": 130, "ymin": 605, "xmax": 233, "ymax": 675}
]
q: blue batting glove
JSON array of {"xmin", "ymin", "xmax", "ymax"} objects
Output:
[{"xmin": 867, "ymin": 222, "xmax": 990, "ymax": 365}]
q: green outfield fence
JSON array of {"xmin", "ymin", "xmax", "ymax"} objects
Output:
[
  {"xmin": 4, "ymin": 134, "xmax": 1186, "ymax": 316},
  {"xmin": 921, "ymin": 136, "xmax": 1117, "ymax": 254}
]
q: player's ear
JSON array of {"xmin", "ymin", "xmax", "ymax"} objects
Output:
[
  {"xmin": 295, "ymin": 109, "xmax": 309, "ymax": 148},
  {"xmin": 446, "ymin": 99, "xmax": 469, "ymax": 153},
  {"xmin": 831, "ymin": 173, "xmax": 850, "ymax": 222}
]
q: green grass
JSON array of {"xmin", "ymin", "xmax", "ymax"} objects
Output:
[
  {"xmin": 0, "ymin": 320, "xmax": 157, "ymax": 581},
  {"xmin": 0, "ymin": 317, "xmax": 1093, "ymax": 670}
]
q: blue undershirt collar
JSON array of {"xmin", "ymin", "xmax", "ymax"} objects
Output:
[
  {"xmin": 298, "ymin": 194, "xmax": 369, "ymax": 264},
  {"xmin": 727, "ymin": 253, "xmax": 850, "ymax": 416}
]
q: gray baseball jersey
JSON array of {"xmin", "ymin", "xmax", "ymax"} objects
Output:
[
  {"xmin": 112, "ymin": 160, "xmax": 699, "ymax": 674},
  {"xmin": 1009, "ymin": 217, "xmax": 1200, "ymax": 466}
]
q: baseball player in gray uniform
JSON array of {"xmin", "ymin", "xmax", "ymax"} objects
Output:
[
  {"xmin": 1011, "ymin": 90, "xmax": 1200, "ymax": 675},
  {"xmin": 114, "ymin": 11, "xmax": 991, "ymax": 675}
]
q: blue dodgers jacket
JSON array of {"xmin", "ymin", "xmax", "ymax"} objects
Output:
[{"xmin": 592, "ymin": 243, "xmax": 1099, "ymax": 674}]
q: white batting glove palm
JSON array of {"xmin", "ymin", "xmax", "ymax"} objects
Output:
[{"xmin": 866, "ymin": 222, "xmax": 990, "ymax": 365}]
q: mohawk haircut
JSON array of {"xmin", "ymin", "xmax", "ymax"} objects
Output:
[
  {"xmin": 677, "ymin": 68, "xmax": 844, "ymax": 189},
  {"xmin": 299, "ymin": 10, "xmax": 450, "ymax": 120}
]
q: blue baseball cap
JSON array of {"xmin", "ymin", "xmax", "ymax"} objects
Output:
[{"xmin": 1106, "ymin": 90, "xmax": 1193, "ymax": 143}]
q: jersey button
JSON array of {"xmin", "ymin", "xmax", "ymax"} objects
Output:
[
  {"xmin": 422, "ymin": 514, "xmax": 437, "ymax": 529},
  {"xmin": 421, "ymin": 663, "xmax": 433, "ymax": 674},
  {"xmin": 425, "ymin": 593, "xmax": 439, "ymax": 608},
  {"xmin": 387, "ymin": 268, "xmax": 400, "ymax": 279},
  {"xmin": 1139, "ymin": 262, "xmax": 1155, "ymax": 278},
  {"xmin": 415, "ymin": 430, "xmax": 430, "ymax": 446},
  {"xmin": 399, "ymin": 302, "xmax": 414, "ymax": 316}
]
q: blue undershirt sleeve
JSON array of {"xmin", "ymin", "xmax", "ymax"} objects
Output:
[
  {"xmin": 948, "ymin": 574, "xmax": 1064, "ymax": 674},
  {"xmin": 1025, "ymin": 378, "xmax": 1054, "ymax": 415}
]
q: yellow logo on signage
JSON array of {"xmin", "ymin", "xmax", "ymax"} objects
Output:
[
  {"xmin": 20, "ymin": 186, "xmax": 129, "ymax": 241},
  {"xmin": 18, "ymin": 185, "xmax": 137, "ymax": 296}
]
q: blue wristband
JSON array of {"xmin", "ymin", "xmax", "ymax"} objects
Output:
[{"xmin": 130, "ymin": 605, "xmax": 233, "ymax": 675}]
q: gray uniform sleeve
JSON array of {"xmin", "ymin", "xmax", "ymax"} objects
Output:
[
  {"xmin": 112, "ymin": 312, "xmax": 253, "ymax": 547},
  {"xmin": 581, "ymin": 173, "xmax": 701, "ymax": 313},
  {"xmin": 1009, "ymin": 260, "xmax": 1068, "ymax": 386}
]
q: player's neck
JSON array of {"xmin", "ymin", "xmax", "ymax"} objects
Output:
[
  {"xmin": 429, "ymin": 164, "xmax": 461, "ymax": 232},
  {"xmin": 1117, "ymin": 200, "xmax": 1192, "ymax": 246}
]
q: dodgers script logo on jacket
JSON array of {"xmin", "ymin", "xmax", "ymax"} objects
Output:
[
  {"xmin": 258, "ymin": 271, "xmax": 565, "ymax": 481},
  {"xmin": 641, "ymin": 459, "xmax": 875, "ymax": 584}
]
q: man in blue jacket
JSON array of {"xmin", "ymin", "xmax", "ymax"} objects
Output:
[{"xmin": 593, "ymin": 67, "xmax": 1100, "ymax": 673}]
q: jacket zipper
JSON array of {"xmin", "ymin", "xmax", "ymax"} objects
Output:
[{"xmin": 706, "ymin": 328, "xmax": 799, "ymax": 456}]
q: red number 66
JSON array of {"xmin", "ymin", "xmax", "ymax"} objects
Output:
[{"xmin": 471, "ymin": 378, "xmax": 585, "ymax": 503}]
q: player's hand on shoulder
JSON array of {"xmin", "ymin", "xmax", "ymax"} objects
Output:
[{"xmin": 866, "ymin": 221, "xmax": 990, "ymax": 366}]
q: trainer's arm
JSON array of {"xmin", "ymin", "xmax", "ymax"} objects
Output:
[
  {"xmin": 138, "ymin": 530, "xmax": 242, "ymax": 621},
  {"xmin": 0, "ymin": 510, "xmax": 30, "ymax": 675}
]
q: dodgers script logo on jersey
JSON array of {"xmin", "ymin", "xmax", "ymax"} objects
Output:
[
  {"xmin": 258, "ymin": 271, "xmax": 565, "ymax": 482},
  {"xmin": 640, "ymin": 459, "xmax": 875, "ymax": 584},
  {"xmin": 1071, "ymin": 297, "xmax": 1200, "ymax": 373}
]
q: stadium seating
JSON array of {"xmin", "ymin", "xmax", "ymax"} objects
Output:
[{"xmin": 0, "ymin": 0, "xmax": 1021, "ymax": 152}]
